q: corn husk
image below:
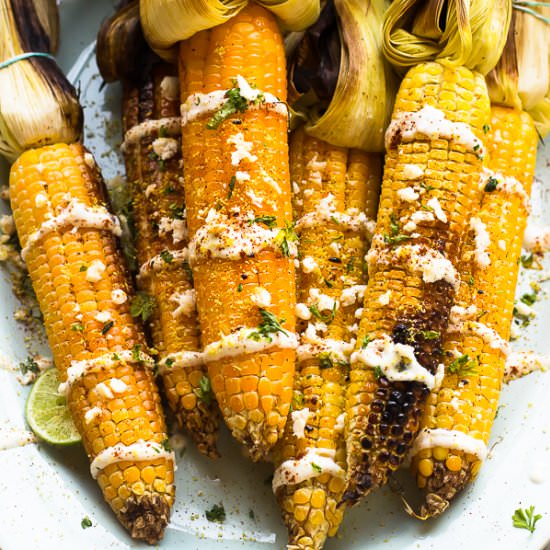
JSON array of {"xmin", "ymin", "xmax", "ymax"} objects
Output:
[
  {"xmin": 383, "ymin": 0, "xmax": 512, "ymax": 75},
  {"xmin": 139, "ymin": 0, "xmax": 320, "ymax": 61},
  {"xmin": 0, "ymin": 0, "xmax": 82, "ymax": 161},
  {"xmin": 487, "ymin": 6, "xmax": 550, "ymax": 137},
  {"xmin": 290, "ymin": 0, "xmax": 397, "ymax": 152}
]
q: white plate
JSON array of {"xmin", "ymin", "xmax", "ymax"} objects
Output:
[{"xmin": 0, "ymin": 2, "xmax": 549, "ymax": 549}]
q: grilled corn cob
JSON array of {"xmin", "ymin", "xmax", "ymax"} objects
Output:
[
  {"xmin": 343, "ymin": 61, "xmax": 491, "ymax": 504},
  {"xmin": 273, "ymin": 127, "xmax": 381, "ymax": 550},
  {"xmin": 120, "ymin": 62, "xmax": 219, "ymax": 457},
  {"xmin": 96, "ymin": 1, "xmax": 220, "ymax": 457},
  {"xmin": 178, "ymin": 4, "xmax": 296, "ymax": 459},
  {"xmin": 10, "ymin": 143, "xmax": 175, "ymax": 542},
  {"xmin": 408, "ymin": 106, "xmax": 538, "ymax": 517}
]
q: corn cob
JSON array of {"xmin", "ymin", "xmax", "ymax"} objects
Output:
[
  {"xmin": 178, "ymin": 4, "xmax": 296, "ymax": 459},
  {"xmin": 343, "ymin": 61, "xmax": 491, "ymax": 505},
  {"xmin": 121, "ymin": 61, "xmax": 219, "ymax": 457},
  {"xmin": 409, "ymin": 106, "xmax": 538, "ymax": 516},
  {"xmin": 273, "ymin": 127, "xmax": 381, "ymax": 550},
  {"xmin": 9, "ymin": 143, "xmax": 175, "ymax": 542}
]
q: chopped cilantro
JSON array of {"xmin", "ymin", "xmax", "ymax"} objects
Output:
[
  {"xmin": 420, "ymin": 182, "xmax": 436, "ymax": 192},
  {"xmin": 194, "ymin": 375, "xmax": 213, "ymax": 405},
  {"xmin": 311, "ymin": 462, "xmax": 322, "ymax": 474},
  {"xmin": 420, "ymin": 330, "xmax": 440, "ymax": 340},
  {"xmin": 484, "ymin": 176, "xmax": 498, "ymax": 192},
  {"xmin": 319, "ymin": 353, "xmax": 334, "ymax": 369},
  {"xmin": 206, "ymin": 86, "xmax": 249, "ymax": 130},
  {"xmin": 468, "ymin": 275, "xmax": 475, "ymax": 286},
  {"xmin": 512, "ymin": 506, "xmax": 542, "ymax": 533},
  {"xmin": 160, "ymin": 249, "xmax": 173, "ymax": 263},
  {"xmin": 248, "ymin": 308, "xmax": 288, "ymax": 342},
  {"xmin": 71, "ymin": 322, "xmax": 84, "ymax": 332},
  {"xmin": 520, "ymin": 292, "xmax": 538, "ymax": 306},
  {"xmin": 308, "ymin": 303, "xmax": 336, "ymax": 324},
  {"xmin": 81, "ymin": 516, "xmax": 92, "ymax": 529},
  {"xmin": 237, "ymin": 283, "xmax": 243, "ymax": 292},
  {"xmin": 159, "ymin": 125, "xmax": 168, "ymax": 138},
  {"xmin": 19, "ymin": 356, "xmax": 39, "ymax": 375},
  {"xmin": 79, "ymin": 265, "xmax": 87, "ymax": 272},
  {"xmin": 101, "ymin": 321, "xmax": 114, "ymax": 335},
  {"xmin": 275, "ymin": 221, "xmax": 298, "ymax": 257},
  {"xmin": 520, "ymin": 253, "xmax": 534, "ymax": 269},
  {"xmin": 205, "ymin": 503, "xmax": 226, "ymax": 523},
  {"xmin": 361, "ymin": 335, "xmax": 372, "ymax": 348},
  {"xmin": 132, "ymin": 344, "xmax": 141, "ymax": 362},
  {"xmin": 248, "ymin": 215, "xmax": 277, "ymax": 229},
  {"xmin": 169, "ymin": 202, "xmax": 185, "ymax": 219},
  {"xmin": 384, "ymin": 213, "xmax": 412, "ymax": 246},
  {"xmin": 227, "ymin": 175, "xmax": 236, "ymax": 199},
  {"xmin": 130, "ymin": 292, "xmax": 156, "ymax": 322},
  {"xmin": 165, "ymin": 357, "xmax": 175, "ymax": 367},
  {"xmin": 448, "ymin": 354, "xmax": 478, "ymax": 376},
  {"xmin": 373, "ymin": 366, "xmax": 384, "ymax": 379},
  {"xmin": 161, "ymin": 438, "xmax": 171, "ymax": 452},
  {"xmin": 482, "ymin": 123, "xmax": 490, "ymax": 134}
]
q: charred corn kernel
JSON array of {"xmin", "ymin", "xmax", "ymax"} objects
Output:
[
  {"xmin": 9, "ymin": 143, "xmax": 174, "ymax": 543},
  {"xmin": 411, "ymin": 107, "xmax": 538, "ymax": 517},
  {"xmin": 121, "ymin": 62, "xmax": 219, "ymax": 457},
  {"xmin": 272, "ymin": 128, "xmax": 381, "ymax": 550},
  {"xmin": 344, "ymin": 61, "xmax": 490, "ymax": 507},
  {"xmin": 179, "ymin": 4, "xmax": 296, "ymax": 459}
]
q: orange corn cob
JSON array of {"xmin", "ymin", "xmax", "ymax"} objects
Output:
[
  {"xmin": 10, "ymin": 143, "xmax": 174, "ymax": 543},
  {"xmin": 122, "ymin": 62, "xmax": 219, "ymax": 457},
  {"xmin": 409, "ymin": 106, "xmax": 538, "ymax": 516},
  {"xmin": 178, "ymin": 4, "xmax": 296, "ymax": 459},
  {"xmin": 273, "ymin": 127, "xmax": 381, "ymax": 550},
  {"xmin": 343, "ymin": 62, "xmax": 491, "ymax": 505}
]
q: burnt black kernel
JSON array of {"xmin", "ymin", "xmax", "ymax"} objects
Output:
[
  {"xmin": 391, "ymin": 425, "xmax": 403, "ymax": 436},
  {"xmin": 403, "ymin": 432, "xmax": 413, "ymax": 442},
  {"xmin": 386, "ymin": 401, "xmax": 399, "ymax": 414},
  {"xmin": 371, "ymin": 400, "xmax": 384, "ymax": 412},
  {"xmin": 231, "ymin": 119, "xmax": 242, "ymax": 125},
  {"xmin": 368, "ymin": 413, "xmax": 379, "ymax": 424},
  {"xmin": 378, "ymin": 452, "xmax": 390, "ymax": 463},
  {"xmin": 328, "ymin": 257, "xmax": 342, "ymax": 263},
  {"xmin": 310, "ymin": 395, "xmax": 319, "ymax": 405},
  {"xmin": 358, "ymin": 473, "xmax": 372, "ymax": 490},
  {"xmin": 366, "ymin": 424, "xmax": 375, "ymax": 435},
  {"xmin": 380, "ymin": 423, "xmax": 389, "ymax": 435},
  {"xmin": 361, "ymin": 437, "xmax": 372, "ymax": 449},
  {"xmin": 241, "ymin": 273, "xmax": 248, "ymax": 280},
  {"xmin": 396, "ymin": 413, "xmax": 407, "ymax": 425},
  {"xmin": 389, "ymin": 454, "xmax": 401, "ymax": 466},
  {"xmin": 396, "ymin": 443, "xmax": 408, "ymax": 455},
  {"xmin": 390, "ymin": 390, "xmax": 403, "ymax": 403},
  {"xmin": 381, "ymin": 411, "xmax": 393, "ymax": 422},
  {"xmin": 375, "ymin": 389, "xmax": 387, "ymax": 398},
  {"xmin": 402, "ymin": 401, "xmax": 413, "ymax": 412},
  {"xmin": 305, "ymin": 425, "xmax": 314, "ymax": 432},
  {"xmin": 405, "ymin": 391, "xmax": 414, "ymax": 401},
  {"xmin": 379, "ymin": 435, "xmax": 386, "ymax": 443}
]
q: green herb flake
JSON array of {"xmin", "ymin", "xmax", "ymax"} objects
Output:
[
  {"xmin": 373, "ymin": 366, "xmax": 384, "ymax": 380},
  {"xmin": 206, "ymin": 86, "xmax": 249, "ymax": 130},
  {"xmin": 159, "ymin": 126, "xmax": 168, "ymax": 138},
  {"xmin": 324, "ymin": 278, "xmax": 334, "ymax": 288},
  {"xmin": 482, "ymin": 123, "xmax": 490, "ymax": 134},
  {"xmin": 420, "ymin": 182, "xmax": 436, "ymax": 192},
  {"xmin": 71, "ymin": 322, "xmax": 84, "ymax": 332},
  {"xmin": 161, "ymin": 438, "xmax": 171, "ymax": 452},
  {"xmin": 468, "ymin": 275, "xmax": 475, "ymax": 286},
  {"xmin": 512, "ymin": 506, "xmax": 542, "ymax": 533},
  {"xmin": 275, "ymin": 221, "xmax": 299, "ymax": 257},
  {"xmin": 448, "ymin": 354, "xmax": 478, "ymax": 376},
  {"xmin": 237, "ymin": 283, "xmax": 243, "ymax": 292},
  {"xmin": 19, "ymin": 356, "xmax": 39, "ymax": 375},
  {"xmin": 169, "ymin": 202, "xmax": 185, "ymax": 219},
  {"xmin": 361, "ymin": 335, "xmax": 372, "ymax": 349},
  {"xmin": 384, "ymin": 214, "xmax": 412, "ymax": 246},
  {"xmin": 308, "ymin": 303, "xmax": 336, "ymax": 324},
  {"xmin": 311, "ymin": 462, "xmax": 322, "ymax": 474},
  {"xmin": 227, "ymin": 175, "xmax": 236, "ymax": 199},
  {"xmin": 520, "ymin": 253, "xmax": 534, "ymax": 269},
  {"xmin": 132, "ymin": 344, "xmax": 141, "ymax": 362},
  {"xmin": 101, "ymin": 321, "xmax": 114, "ymax": 335},
  {"xmin": 194, "ymin": 375, "xmax": 213, "ymax": 405},
  {"xmin": 81, "ymin": 516, "xmax": 92, "ymax": 529},
  {"xmin": 420, "ymin": 330, "xmax": 440, "ymax": 340},
  {"xmin": 318, "ymin": 352, "xmax": 334, "ymax": 369},
  {"xmin": 79, "ymin": 265, "xmax": 88, "ymax": 272},
  {"xmin": 205, "ymin": 503, "xmax": 226, "ymax": 523},
  {"xmin": 130, "ymin": 292, "xmax": 157, "ymax": 322},
  {"xmin": 248, "ymin": 215, "xmax": 277, "ymax": 229},
  {"xmin": 248, "ymin": 308, "xmax": 288, "ymax": 342},
  {"xmin": 520, "ymin": 292, "xmax": 538, "ymax": 306},
  {"xmin": 112, "ymin": 353, "xmax": 121, "ymax": 361},
  {"xmin": 165, "ymin": 357, "xmax": 175, "ymax": 367},
  {"xmin": 160, "ymin": 249, "xmax": 174, "ymax": 264}
]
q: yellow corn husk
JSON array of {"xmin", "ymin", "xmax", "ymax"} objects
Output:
[
  {"xmin": 289, "ymin": 0, "xmax": 397, "ymax": 152},
  {"xmin": 97, "ymin": 0, "xmax": 220, "ymax": 457},
  {"xmin": 0, "ymin": 0, "xmax": 81, "ymax": 160},
  {"xmin": 139, "ymin": 0, "xmax": 320, "ymax": 61},
  {"xmin": 383, "ymin": 0, "xmax": 511, "ymax": 75},
  {"xmin": 410, "ymin": 106, "xmax": 538, "ymax": 516},
  {"xmin": 179, "ymin": 4, "xmax": 296, "ymax": 459},
  {"xmin": 272, "ymin": 127, "xmax": 381, "ymax": 550},
  {"xmin": 9, "ymin": 143, "xmax": 175, "ymax": 542},
  {"xmin": 486, "ymin": 7, "xmax": 550, "ymax": 137},
  {"xmin": 343, "ymin": 61, "xmax": 491, "ymax": 506}
]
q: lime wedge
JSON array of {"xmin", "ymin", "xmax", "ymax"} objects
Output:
[{"xmin": 25, "ymin": 368, "xmax": 81, "ymax": 446}]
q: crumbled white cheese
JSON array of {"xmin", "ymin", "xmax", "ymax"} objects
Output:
[
  {"xmin": 34, "ymin": 193, "xmax": 48, "ymax": 208},
  {"xmin": 340, "ymin": 285, "xmax": 366, "ymax": 307},
  {"xmin": 84, "ymin": 152, "xmax": 95, "ymax": 168},
  {"xmin": 329, "ymin": 241, "xmax": 341, "ymax": 256},
  {"xmin": 251, "ymin": 286, "xmax": 271, "ymax": 307},
  {"xmin": 246, "ymin": 188, "xmax": 264, "ymax": 207},
  {"xmin": 152, "ymin": 137, "xmax": 179, "ymax": 160},
  {"xmin": 505, "ymin": 351, "xmax": 549, "ymax": 383},
  {"xmin": 334, "ymin": 413, "xmax": 346, "ymax": 433},
  {"xmin": 427, "ymin": 197, "xmax": 447, "ymax": 223},
  {"xmin": 84, "ymin": 406, "xmax": 102, "ymax": 424},
  {"xmin": 122, "ymin": 117, "xmax": 181, "ymax": 150},
  {"xmin": 95, "ymin": 382, "xmax": 114, "ymax": 400},
  {"xmin": 309, "ymin": 288, "xmax": 339, "ymax": 312},
  {"xmin": 514, "ymin": 301, "xmax": 536, "ymax": 318},
  {"xmin": 354, "ymin": 307, "xmax": 363, "ymax": 319},
  {"xmin": 160, "ymin": 76, "xmax": 179, "ymax": 100},
  {"xmin": 109, "ymin": 378, "xmax": 127, "ymax": 394},
  {"xmin": 448, "ymin": 305, "xmax": 477, "ymax": 332},
  {"xmin": 296, "ymin": 303, "xmax": 312, "ymax": 320},
  {"xmin": 235, "ymin": 170, "xmax": 251, "ymax": 183},
  {"xmin": 409, "ymin": 428, "xmax": 487, "ymax": 462},
  {"xmin": 291, "ymin": 408, "xmax": 310, "ymax": 439},
  {"xmin": 470, "ymin": 217, "xmax": 491, "ymax": 268},
  {"xmin": 111, "ymin": 289, "xmax": 127, "ymax": 304},
  {"xmin": 86, "ymin": 260, "xmax": 106, "ymax": 283},
  {"xmin": 158, "ymin": 216, "xmax": 188, "ymax": 244},
  {"xmin": 95, "ymin": 311, "xmax": 112, "ymax": 323},
  {"xmin": 523, "ymin": 223, "xmax": 550, "ymax": 253},
  {"xmin": 227, "ymin": 132, "xmax": 258, "ymax": 166},
  {"xmin": 301, "ymin": 256, "xmax": 317, "ymax": 273},
  {"xmin": 402, "ymin": 164, "xmax": 424, "ymax": 180},
  {"xmin": 171, "ymin": 289, "xmax": 196, "ymax": 318},
  {"xmin": 403, "ymin": 210, "xmax": 434, "ymax": 232},
  {"xmin": 498, "ymin": 239, "xmax": 506, "ymax": 251},
  {"xmin": 397, "ymin": 187, "xmax": 419, "ymax": 201},
  {"xmin": 378, "ymin": 290, "xmax": 391, "ymax": 305}
]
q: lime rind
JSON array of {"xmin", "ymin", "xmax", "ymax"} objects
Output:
[{"xmin": 25, "ymin": 368, "xmax": 81, "ymax": 446}]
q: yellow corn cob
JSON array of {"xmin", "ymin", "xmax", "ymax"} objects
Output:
[
  {"xmin": 343, "ymin": 61, "xmax": 491, "ymax": 505},
  {"xmin": 178, "ymin": 4, "xmax": 296, "ymax": 459},
  {"xmin": 10, "ymin": 143, "xmax": 175, "ymax": 543},
  {"xmin": 410, "ymin": 106, "xmax": 538, "ymax": 516},
  {"xmin": 273, "ymin": 127, "xmax": 381, "ymax": 550},
  {"xmin": 121, "ymin": 63, "xmax": 219, "ymax": 457}
]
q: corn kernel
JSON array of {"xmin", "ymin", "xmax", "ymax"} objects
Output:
[
  {"xmin": 432, "ymin": 446, "xmax": 449, "ymax": 461},
  {"xmin": 418, "ymin": 458, "xmax": 434, "ymax": 478},
  {"xmin": 445, "ymin": 454, "xmax": 462, "ymax": 472}
]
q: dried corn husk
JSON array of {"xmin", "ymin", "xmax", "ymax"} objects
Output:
[
  {"xmin": 139, "ymin": 0, "xmax": 320, "ymax": 61},
  {"xmin": 0, "ymin": 0, "xmax": 81, "ymax": 161},
  {"xmin": 487, "ymin": 5, "xmax": 550, "ymax": 137},
  {"xmin": 383, "ymin": 0, "xmax": 512, "ymax": 75},
  {"xmin": 290, "ymin": 0, "xmax": 397, "ymax": 152}
]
